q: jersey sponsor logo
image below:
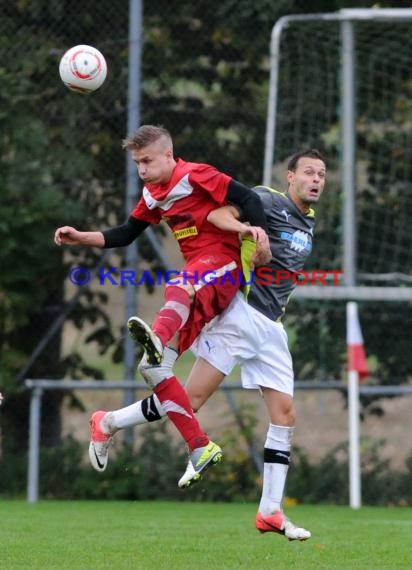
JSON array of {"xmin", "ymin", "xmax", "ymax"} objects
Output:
[
  {"xmin": 173, "ymin": 226, "xmax": 198, "ymax": 240},
  {"xmin": 280, "ymin": 229, "xmax": 312, "ymax": 253}
]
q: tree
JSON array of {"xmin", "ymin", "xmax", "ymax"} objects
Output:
[
  {"xmin": 0, "ymin": 1, "xmax": 135, "ymax": 451},
  {"xmin": 1, "ymin": 0, "xmax": 410, "ymax": 465}
]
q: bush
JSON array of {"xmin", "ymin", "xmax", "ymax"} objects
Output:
[
  {"xmin": 2, "ymin": 426, "xmax": 412, "ymax": 506},
  {"xmin": 287, "ymin": 439, "xmax": 412, "ymax": 506}
]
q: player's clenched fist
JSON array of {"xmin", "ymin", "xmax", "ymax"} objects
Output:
[
  {"xmin": 54, "ymin": 226, "xmax": 81, "ymax": 246},
  {"xmin": 54, "ymin": 226, "xmax": 105, "ymax": 248}
]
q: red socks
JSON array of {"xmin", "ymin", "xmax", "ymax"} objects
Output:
[
  {"xmin": 154, "ymin": 376, "xmax": 209, "ymax": 451},
  {"xmin": 152, "ymin": 286, "xmax": 191, "ymax": 347},
  {"xmin": 152, "ymin": 286, "xmax": 207, "ymax": 450}
]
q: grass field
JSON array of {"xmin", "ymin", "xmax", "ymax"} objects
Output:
[{"xmin": 2, "ymin": 501, "xmax": 412, "ymax": 569}]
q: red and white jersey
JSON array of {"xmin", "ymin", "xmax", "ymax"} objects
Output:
[{"xmin": 131, "ymin": 158, "xmax": 240, "ymax": 262}]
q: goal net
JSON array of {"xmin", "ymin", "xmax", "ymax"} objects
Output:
[{"xmin": 264, "ymin": 9, "xmax": 412, "ymax": 300}]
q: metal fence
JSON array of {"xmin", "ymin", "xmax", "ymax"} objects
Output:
[
  {"xmin": 1, "ymin": 2, "xmax": 412, "ymax": 505},
  {"xmin": 264, "ymin": 8, "xmax": 412, "ymax": 300},
  {"xmin": 25, "ymin": 379, "xmax": 412, "ymax": 503}
]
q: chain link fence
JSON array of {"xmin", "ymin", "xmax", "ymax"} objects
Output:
[{"xmin": 1, "ymin": 2, "xmax": 411, "ymax": 504}]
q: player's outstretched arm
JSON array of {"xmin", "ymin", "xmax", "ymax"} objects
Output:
[
  {"xmin": 54, "ymin": 226, "xmax": 105, "ymax": 247},
  {"xmin": 54, "ymin": 217, "xmax": 150, "ymax": 249}
]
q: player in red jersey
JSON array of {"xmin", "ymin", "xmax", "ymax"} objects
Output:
[{"xmin": 54, "ymin": 124, "xmax": 270, "ymax": 487}]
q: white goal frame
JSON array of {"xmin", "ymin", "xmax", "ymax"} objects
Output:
[{"xmin": 264, "ymin": 8, "xmax": 412, "ymax": 301}]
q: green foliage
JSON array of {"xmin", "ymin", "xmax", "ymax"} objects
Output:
[
  {"xmin": 36, "ymin": 422, "xmax": 260, "ymax": 502},
  {"xmin": 288, "ymin": 439, "xmax": 412, "ymax": 507},
  {"xmin": 266, "ymin": 5, "xmax": 412, "ymax": 397},
  {"xmin": 0, "ymin": 2, "xmax": 130, "ymax": 390},
  {"xmin": 2, "ymin": 422, "xmax": 412, "ymax": 507},
  {"xmin": 1, "ymin": 0, "xmax": 412, "ymax": 489}
]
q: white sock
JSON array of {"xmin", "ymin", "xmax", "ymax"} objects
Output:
[
  {"xmin": 138, "ymin": 345, "xmax": 179, "ymax": 388},
  {"xmin": 103, "ymin": 394, "xmax": 166, "ymax": 432},
  {"xmin": 102, "ymin": 345, "xmax": 178, "ymax": 433},
  {"xmin": 258, "ymin": 423, "xmax": 294, "ymax": 516}
]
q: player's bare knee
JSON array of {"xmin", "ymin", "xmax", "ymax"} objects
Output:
[
  {"xmin": 269, "ymin": 398, "xmax": 296, "ymax": 426},
  {"xmin": 286, "ymin": 406, "xmax": 296, "ymax": 426},
  {"xmin": 281, "ymin": 400, "xmax": 296, "ymax": 426}
]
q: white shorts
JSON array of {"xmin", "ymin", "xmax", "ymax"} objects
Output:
[{"xmin": 192, "ymin": 292, "xmax": 294, "ymax": 396}]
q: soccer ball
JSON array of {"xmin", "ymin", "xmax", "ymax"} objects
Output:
[{"xmin": 59, "ymin": 45, "xmax": 107, "ymax": 94}]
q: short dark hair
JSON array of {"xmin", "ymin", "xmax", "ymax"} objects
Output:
[
  {"xmin": 287, "ymin": 149, "xmax": 326, "ymax": 172},
  {"xmin": 122, "ymin": 125, "xmax": 172, "ymax": 151}
]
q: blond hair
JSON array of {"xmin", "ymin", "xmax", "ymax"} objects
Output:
[{"xmin": 122, "ymin": 125, "xmax": 173, "ymax": 151}]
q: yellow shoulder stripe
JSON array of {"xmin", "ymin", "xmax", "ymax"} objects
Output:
[
  {"xmin": 307, "ymin": 207, "xmax": 316, "ymax": 218},
  {"xmin": 240, "ymin": 237, "xmax": 256, "ymax": 298},
  {"xmin": 256, "ymin": 185, "xmax": 285, "ymax": 197}
]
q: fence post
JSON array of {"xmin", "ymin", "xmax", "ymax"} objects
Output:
[
  {"xmin": 27, "ymin": 385, "xmax": 43, "ymax": 503},
  {"xmin": 348, "ymin": 370, "xmax": 361, "ymax": 508}
]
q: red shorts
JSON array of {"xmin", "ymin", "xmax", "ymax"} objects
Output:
[{"xmin": 177, "ymin": 253, "xmax": 242, "ymax": 353}]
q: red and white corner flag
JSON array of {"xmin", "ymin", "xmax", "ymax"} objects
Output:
[{"xmin": 346, "ymin": 302, "xmax": 369, "ymax": 382}]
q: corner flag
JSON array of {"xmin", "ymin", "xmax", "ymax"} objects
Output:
[{"xmin": 346, "ymin": 302, "xmax": 369, "ymax": 382}]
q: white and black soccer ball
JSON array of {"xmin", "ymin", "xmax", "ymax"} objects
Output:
[{"xmin": 59, "ymin": 45, "xmax": 107, "ymax": 94}]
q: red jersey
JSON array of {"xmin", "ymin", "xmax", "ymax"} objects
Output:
[{"xmin": 131, "ymin": 158, "xmax": 241, "ymax": 262}]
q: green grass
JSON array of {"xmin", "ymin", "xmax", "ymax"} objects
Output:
[{"xmin": 1, "ymin": 501, "xmax": 412, "ymax": 569}]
